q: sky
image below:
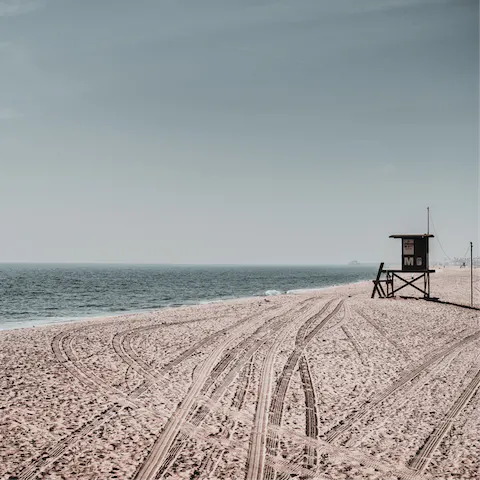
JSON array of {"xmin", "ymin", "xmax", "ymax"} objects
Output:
[{"xmin": 0, "ymin": 0, "xmax": 478, "ymax": 265}]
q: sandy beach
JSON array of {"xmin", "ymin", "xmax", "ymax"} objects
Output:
[{"xmin": 1, "ymin": 267, "xmax": 478, "ymax": 480}]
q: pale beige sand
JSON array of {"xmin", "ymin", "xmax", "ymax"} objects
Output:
[{"xmin": 1, "ymin": 267, "xmax": 479, "ymax": 480}]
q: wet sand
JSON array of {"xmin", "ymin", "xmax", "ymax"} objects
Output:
[{"xmin": 1, "ymin": 267, "xmax": 479, "ymax": 480}]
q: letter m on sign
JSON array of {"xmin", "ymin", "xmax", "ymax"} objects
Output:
[{"xmin": 404, "ymin": 257, "xmax": 414, "ymax": 266}]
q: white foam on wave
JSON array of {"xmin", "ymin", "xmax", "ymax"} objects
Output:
[
  {"xmin": 198, "ymin": 298, "xmax": 227, "ymax": 305},
  {"xmin": 265, "ymin": 290, "xmax": 283, "ymax": 296}
]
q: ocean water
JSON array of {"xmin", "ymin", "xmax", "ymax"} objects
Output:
[{"xmin": 0, "ymin": 264, "xmax": 377, "ymax": 330}]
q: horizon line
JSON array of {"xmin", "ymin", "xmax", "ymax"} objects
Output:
[{"xmin": 0, "ymin": 261, "xmax": 380, "ymax": 266}]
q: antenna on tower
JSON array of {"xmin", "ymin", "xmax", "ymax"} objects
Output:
[{"xmin": 427, "ymin": 206, "xmax": 430, "ymax": 235}]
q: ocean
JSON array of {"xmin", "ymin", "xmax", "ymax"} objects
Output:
[{"xmin": 0, "ymin": 264, "xmax": 377, "ymax": 330}]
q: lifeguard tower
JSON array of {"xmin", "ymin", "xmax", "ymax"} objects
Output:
[{"xmin": 372, "ymin": 234, "xmax": 435, "ymax": 299}]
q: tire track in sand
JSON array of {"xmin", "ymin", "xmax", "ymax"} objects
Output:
[
  {"xmin": 341, "ymin": 324, "xmax": 367, "ymax": 366},
  {"xmin": 51, "ymin": 331, "xmax": 148, "ymax": 405},
  {"xmin": 324, "ymin": 330, "xmax": 480, "ymax": 444},
  {"xmin": 299, "ymin": 354, "xmax": 319, "ymax": 469},
  {"xmin": 409, "ymin": 367, "xmax": 480, "ymax": 473},
  {"xmin": 209, "ymin": 300, "xmax": 333, "ymax": 478},
  {"xmin": 131, "ymin": 334, "xmax": 238, "ymax": 480},
  {"xmin": 16, "ymin": 405, "xmax": 123, "ymax": 480},
  {"xmin": 264, "ymin": 299, "xmax": 343, "ymax": 480},
  {"xmin": 355, "ymin": 308, "xmax": 412, "ymax": 361},
  {"xmin": 131, "ymin": 301, "xmax": 307, "ymax": 480},
  {"xmin": 138, "ymin": 399, "xmax": 426, "ymax": 480},
  {"xmin": 16, "ymin": 308, "xmax": 280, "ymax": 480},
  {"xmin": 113, "ymin": 308, "xmax": 277, "ymax": 394},
  {"xmin": 342, "ymin": 341, "xmax": 468, "ymax": 456},
  {"xmin": 201, "ymin": 357, "xmax": 254, "ymax": 479},
  {"xmin": 17, "ymin": 329, "xmax": 175, "ymax": 480},
  {"xmin": 245, "ymin": 319, "xmax": 299, "ymax": 480},
  {"xmin": 244, "ymin": 301, "xmax": 334, "ymax": 480},
  {"xmin": 144, "ymin": 301, "xmax": 318, "ymax": 480}
]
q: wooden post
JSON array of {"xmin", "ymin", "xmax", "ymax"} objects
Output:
[{"xmin": 372, "ymin": 262, "xmax": 384, "ymax": 298}]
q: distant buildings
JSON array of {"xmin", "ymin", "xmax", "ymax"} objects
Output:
[{"xmin": 437, "ymin": 257, "xmax": 480, "ymax": 267}]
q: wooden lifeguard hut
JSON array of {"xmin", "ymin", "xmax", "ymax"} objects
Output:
[{"xmin": 372, "ymin": 234, "xmax": 435, "ymax": 299}]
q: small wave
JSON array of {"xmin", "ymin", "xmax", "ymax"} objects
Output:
[
  {"xmin": 199, "ymin": 299, "xmax": 225, "ymax": 305},
  {"xmin": 287, "ymin": 279, "xmax": 371, "ymax": 295},
  {"xmin": 265, "ymin": 290, "xmax": 283, "ymax": 296},
  {"xmin": 287, "ymin": 286, "xmax": 332, "ymax": 294}
]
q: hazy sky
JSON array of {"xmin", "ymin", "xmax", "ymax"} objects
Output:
[{"xmin": 1, "ymin": 0, "xmax": 478, "ymax": 264}]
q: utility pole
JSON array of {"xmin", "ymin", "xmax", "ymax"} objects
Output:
[
  {"xmin": 427, "ymin": 207, "xmax": 430, "ymax": 297},
  {"xmin": 471, "ymin": 242, "xmax": 473, "ymax": 307}
]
